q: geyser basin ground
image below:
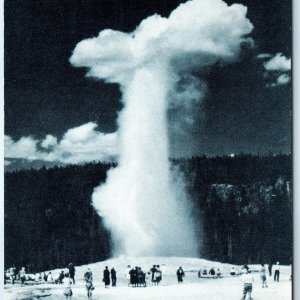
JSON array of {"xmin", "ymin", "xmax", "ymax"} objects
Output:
[{"xmin": 4, "ymin": 257, "xmax": 292, "ymax": 300}]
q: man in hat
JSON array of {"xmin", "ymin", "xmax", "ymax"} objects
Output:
[
  {"xmin": 176, "ymin": 267, "xmax": 185, "ymax": 283},
  {"xmin": 103, "ymin": 266, "xmax": 110, "ymax": 288},
  {"xmin": 67, "ymin": 263, "xmax": 76, "ymax": 284},
  {"xmin": 111, "ymin": 267, "xmax": 117, "ymax": 287},
  {"xmin": 241, "ymin": 268, "xmax": 254, "ymax": 300},
  {"xmin": 274, "ymin": 262, "xmax": 280, "ymax": 282}
]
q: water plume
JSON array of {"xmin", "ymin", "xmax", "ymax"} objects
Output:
[{"xmin": 70, "ymin": 0, "xmax": 253, "ymax": 256}]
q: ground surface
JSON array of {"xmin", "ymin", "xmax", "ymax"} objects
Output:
[{"xmin": 4, "ymin": 257, "xmax": 292, "ymax": 300}]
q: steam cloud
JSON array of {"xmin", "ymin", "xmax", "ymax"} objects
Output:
[{"xmin": 70, "ymin": 0, "xmax": 253, "ymax": 257}]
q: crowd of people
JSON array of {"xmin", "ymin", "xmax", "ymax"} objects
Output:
[
  {"xmin": 198, "ymin": 266, "xmax": 221, "ymax": 278},
  {"xmin": 5, "ymin": 260, "xmax": 288, "ymax": 300},
  {"xmin": 5, "ymin": 262, "xmax": 76, "ymax": 286},
  {"xmin": 127, "ymin": 265, "xmax": 147, "ymax": 287},
  {"xmin": 102, "ymin": 266, "xmax": 117, "ymax": 288},
  {"xmin": 240, "ymin": 261, "xmax": 285, "ymax": 300}
]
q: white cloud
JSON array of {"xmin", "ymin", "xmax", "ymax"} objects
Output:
[
  {"xmin": 5, "ymin": 135, "xmax": 40, "ymax": 160},
  {"xmin": 41, "ymin": 134, "xmax": 58, "ymax": 148},
  {"xmin": 256, "ymin": 53, "xmax": 273, "ymax": 59},
  {"xmin": 264, "ymin": 53, "xmax": 291, "ymax": 72},
  {"xmin": 266, "ymin": 73, "xmax": 291, "ymax": 88},
  {"xmin": 257, "ymin": 53, "xmax": 272, "ymax": 59},
  {"xmin": 5, "ymin": 122, "xmax": 119, "ymax": 164},
  {"xmin": 276, "ymin": 73, "xmax": 290, "ymax": 85},
  {"xmin": 262, "ymin": 53, "xmax": 291, "ymax": 88},
  {"xmin": 53, "ymin": 122, "xmax": 119, "ymax": 164}
]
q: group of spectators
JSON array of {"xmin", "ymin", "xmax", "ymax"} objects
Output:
[
  {"xmin": 127, "ymin": 265, "xmax": 147, "ymax": 287},
  {"xmin": 102, "ymin": 266, "xmax": 117, "ymax": 287},
  {"xmin": 6, "ymin": 266, "xmax": 26, "ymax": 286},
  {"xmin": 6, "ymin": 260, "xmax": 288, "ymax": 300},
  {"xmin": 198, "ymin": 266, "xmax": 221, "ymax": 278},
  {"xmin": 241, "ymin": 261, "xmax": 283, "ymax": 300},
  {"xmin": 126, "ymin": 264, "xmax": 183, "ymax": 285},
  {"xmin": 149, "ymin": 265, "xmax": 164, "ymax": 285},
  {"xmin": 5, "ymin": 263, "xmax": 76, "ymax": 287}
]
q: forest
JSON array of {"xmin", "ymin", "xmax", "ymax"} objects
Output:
[{"xmin": 5, "ymin": 154, "xmax": 292, "ymax": 273}]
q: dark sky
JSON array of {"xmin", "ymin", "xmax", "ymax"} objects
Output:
[{"xmin": 5, "ymin": 0, "xmax": 292, "ymax": 156}]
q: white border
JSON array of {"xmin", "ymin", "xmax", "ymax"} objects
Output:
[
  {"xmin": 293, "ymin": 0, "xmax": 299, "ymax": 298},
  {"xmin": 1, "ymin": 0, "xmax": 5, "ymax": 296}
]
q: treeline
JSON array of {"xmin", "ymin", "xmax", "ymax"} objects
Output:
[
  {"xmin": 5, "ymin": 163, "xmax": 114, "ymax": 273},
  {"xmin": 175, "ymin": 154, "xmax": 292, "ymax": 264},
  {"xmin": 195, "ymin": 179, "xmax": 292, "ymax": 265},
  {"xmin": 5, "ymin": 154, "xmax": 292, "ymax": 272}
]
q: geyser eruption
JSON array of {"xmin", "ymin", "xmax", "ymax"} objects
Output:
[{"xmin": 70, "ymin": 0, "xmax": 253, "ymax": 256}]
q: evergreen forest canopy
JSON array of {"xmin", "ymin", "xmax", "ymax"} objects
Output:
[{"xmin": 5, "ymin": 154, "xmax": 292, "ymax": 273}]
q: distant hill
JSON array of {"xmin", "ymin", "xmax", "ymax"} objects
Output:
[{"xmin": 4, "ymin": 158, "xmax": 67, "ymax": 172}]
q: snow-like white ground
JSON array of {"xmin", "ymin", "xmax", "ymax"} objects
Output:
[{"xmin": 4, "ymin": 257, "xmax": 292, "ymax": 300}]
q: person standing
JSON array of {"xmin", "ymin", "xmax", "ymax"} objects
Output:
[
  {"xmin": 125, "ymin": 265, "xmax": 131, "ymax": 286},
  {"xmin": 161, "ymin": 264, "xmax": 167, "ymax": 285},
  {"xmin": 154, "ymin": 265, "xmax": 162, "ymax": 284},
  {"xmin": 133, "ymin": 267, "xmax": 139, "ymax": 287},
  {"xmin": 150, "ymin": 265, "xmax": 157, "ymax": 284},
  {"xmin": 9, "ymin": 267, "xmax": 15, "ymax": 284},
  {"xmin": 176, "ymin": 267, "xmax": 185, "ymax": 283},
  {"xmin": 243, "ymin": 264, "xmax": 250, "ymax": 272},
  {"xmin": 274, "ymin": 262, "xmax": 280, "ymax": 282},
  {"xmin": 129, "ymin": 267, "xmax": 135, "ymax": 286},
  {"xmin": 241, "ymin": 268, "xmax": 254, "ymax": 300},
  {"xmin": 34, "ymin": 272, "xmax": 41, "ymax": 284},
  {"xmin": 63, "ymin": 278, "xmax": 73, "ymax": 300},
  {"xmin": 103, "ymin": 266, "xmax": 110, "ymax": 288},
  {"xmin": 67, "ymin": 263, "xmax": 76, "ymax": 285},
  {"xmin": 13, "ymin": 267, "xmax": 17, "ymax": 282},
  {"xmin": 137, "ymin": 267, "xmax": 145, "ymax": 287},
  {"xmin": 58, "ymin": 271, "xmax": 64, "ymax": 284},
  {"xmin": 111, "ymin": 267, "xmax": 117, "ymax": 287},
  {"xmin": 18, "ymin": 267, "xmax": 26, "ymax": 286},
  {"xmin": 268, "ymin": 261, "xmax": 273, "ymax": 277},
  {"xmin": 84, "ymin": 268, "xmax": 93, "ymax": 299},
  {"xmin": 260, "ymin": 264, "xmax": 268, "ymax": 287},
  {"xmin": 47, "ymin": 272, "xmax": 53, "ymax": 283}
]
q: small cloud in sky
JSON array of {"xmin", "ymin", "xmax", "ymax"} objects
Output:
[
  {"xmin": 276, "ymin": 73, "xmax": 290, "ymax": 85},
  {"xmin": 5, "ymin": 135, "xmax": 40, "ymax": 160},
  {"xmin": 263, "ymin": 53, "xmax": 291, "ymax": 72},
  {"xmin": 266, "ymin": 74, "xmax": 291, "ymax": 88},
  {"xmin": 261, "ymin": 53, "xmax": 291, "ymax": 88},
  {"xmin": 5, "ymin": 122, "xmax": 119, "ymax": 164},
  {"xmin": 41, "ymin": 134, "xmax": 58, "ymax": 149},
  {"xmin": 257, "ymin": 53, "xmax": 272, "ymax": 59}
]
